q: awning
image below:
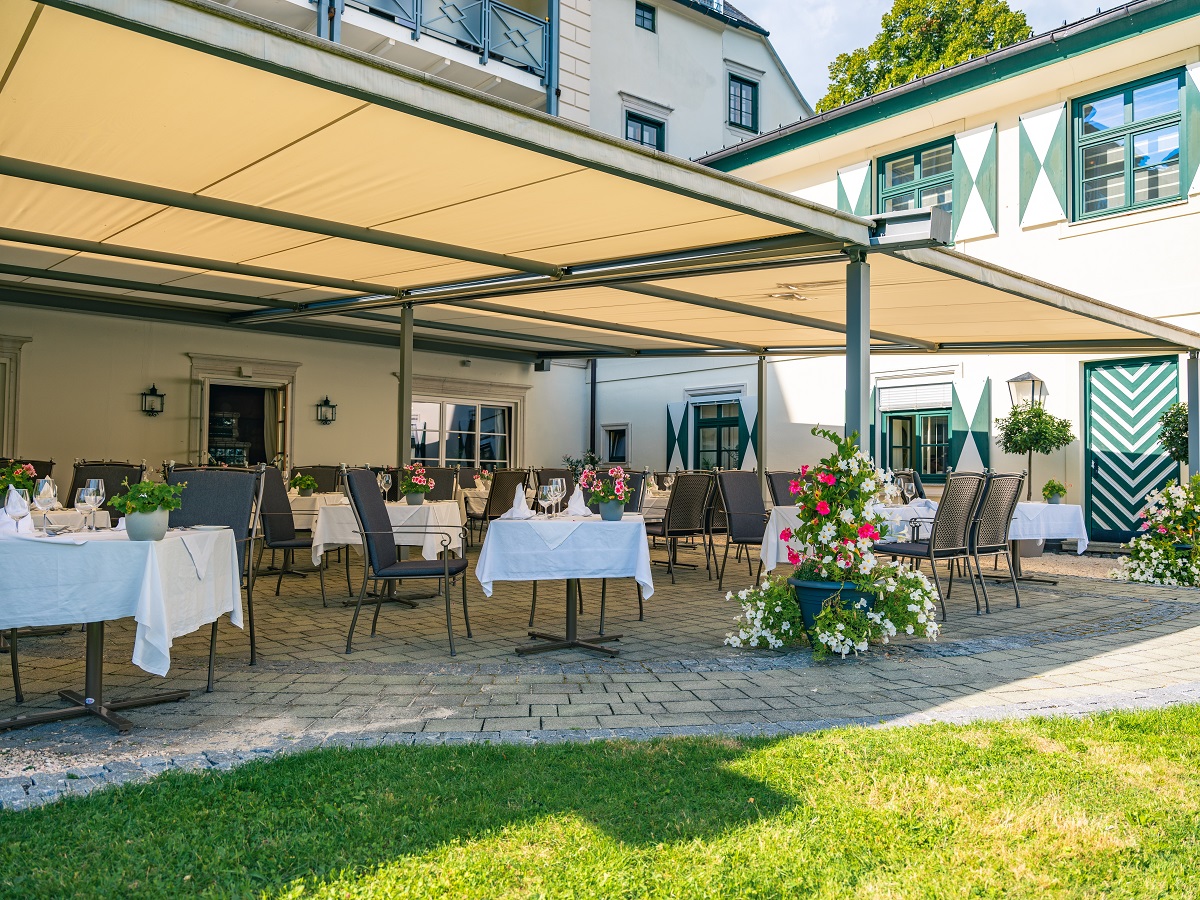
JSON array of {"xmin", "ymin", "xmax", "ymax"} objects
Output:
[{"xmin": 1, "ymin": 0, "xmax": 1198, "ymax": 358}]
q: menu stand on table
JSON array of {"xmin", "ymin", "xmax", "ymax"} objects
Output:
[{"xmin": 517, "ymin": 578, "xmax": 621, "ymax": 656}]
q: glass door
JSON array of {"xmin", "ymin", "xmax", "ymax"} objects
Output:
[{"xmin": 888, "ymin": 415, "xmax": 914, "ymax": 471}]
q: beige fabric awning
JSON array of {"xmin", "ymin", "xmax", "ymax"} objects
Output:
[{"xmin": 1, "ymin": 0, "xmax": 1196, "ymax": 357}]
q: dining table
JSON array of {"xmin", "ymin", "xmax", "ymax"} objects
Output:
[
  {"xmin": 0, "ymin": 527, "xmax": 242, "ymax": 733},
  {"xmin": 475, "ymin": 513, "xmax": 655, "ymax": 656},
  {"xmin": 309, "ymin": 498, "xmax": 465, "ymax": 565}
]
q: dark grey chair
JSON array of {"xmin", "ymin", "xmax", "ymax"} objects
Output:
[
  {"xmin": 167, "ymin": 466, "xmax": 265, "ymax": 680},
  {"xmin": 68, "ymin": 460, "xmax": 145, "ymax": 524},
  {"xmin": 468, "ymin": 469, "xmax": 529, "ymax": 542},
  {"xmin": 536, "ymin": 467, "xmax": 577, "ymax": 499},
  {"xmin": 258, "ymin": 467, "xmax": 326, "ymax": 606},
  {"xmin": 874, "ymin": 471, "xmax": 986, "ymax": 621},
  {"xmin": 715, "ymin": 470, "xmax": 768, "ymax": 590},
  {"xmin": 291, "ymin": 465, "xmax": 341, "ymax": 493},
  {"xmin": 767, "ymin": 471, "xmax": 798, "ymax": 507},
  {"xmin": 969, "ymin": 472, "xmax": 1026, "ymax": 614},
  {"xmin": 422, "ymin": 467, "xmax": 458, "ymax": 502},
  {"xmin": 645, "ymin": 472, "xmax": 712, "ymax": 584},
  {"xmin": 343, "ymin": 468, "xmax": 470, "ymax": 656},
  {"xmin": 893, "ymin": 469, "xmax": 919, "ymax": 504},
  {"xmin": 456, "ymin": 467, "xmax": 480, "ymax": 489}
]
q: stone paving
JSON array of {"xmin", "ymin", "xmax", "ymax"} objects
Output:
[{"xmin": 2, "ymin": 539, "xmax": 1199, "ymax": 810}]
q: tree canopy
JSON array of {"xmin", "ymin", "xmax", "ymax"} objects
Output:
[{"xmin": 816, "ymin": 0, "xmax": 1033, "ymax": 113}]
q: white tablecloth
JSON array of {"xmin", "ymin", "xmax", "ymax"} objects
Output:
[
  {"xmin": 475, "ymin": 514, "xmax": 655, "ymax": 599},
  {"xmin": 0, "ymin": 529, "xmax": 242, "ymax": 676},
  {"xmin": 31, "ymin": 509, "xmax": 112, "ymax": 530},
  {"xmin": 288, "ymin": 492, "xmax": 343, "ymax": 529},
  {"xmin": 1011, "ymin": 502, "xmax": 1088, "ymax": 553},
  {"xmin": 311, "ymin": 500, "xmax": 464, "ymax": 564}
]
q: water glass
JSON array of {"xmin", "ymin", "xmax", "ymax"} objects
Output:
[
  {"xmin": 537, "ymin": 485, "xmax": 553, "ymax": 518},
  {"xmin": 33, "ymin": 478, "xmax": 57, "ymax": 513},
  {"xmin": 549, "ymin": 478, "xmax": 566, "ymax": 516},
  {"xmin": 75, "ymin": 487, "xmax": 99, "ymax": 531},
  {"xmin": 5, "ymin": 488, "xmax": 30, "ymax": 528},
  {"xmin": 378, "ymin": 472, "xmax": 393, "ymax": 497}
]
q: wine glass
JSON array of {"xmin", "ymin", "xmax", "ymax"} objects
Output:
[
  {"xmin": 33, "ymin": 478, "xmax": 57, "ymax": 513},
  {"xmin": 5, "ymin": 488, "xmax": 30, "ymax": 531},
  {"xmin": 378, "ymin": 471, "xmax": 393, "ymax": 498},
  {"xmin": 549, "ymin": 478, "xmax": 566, "ymax": 516},
  {"xmin": 85, "ymin": 479, "xmax": 105, "ymax": 530},
  {"xmin": 75, "ymin": 487, "xmax": 99, "ymax": 531},
  {"xmin": 537, "ymin": 485, "xmax": 553, "ymax": 518}
]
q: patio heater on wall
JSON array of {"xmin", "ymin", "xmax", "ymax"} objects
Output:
[{"xmin": 1006, "ymin": 372, "xmax": 1047, "ymax": 407}]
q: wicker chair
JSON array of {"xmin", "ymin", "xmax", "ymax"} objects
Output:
[
  {"xmin": 291, "ymin": 465, "xmax": 341, "ymax": 493},
  {"xmin": 456, "ymin": 467, "xmax": 480, "ymax": 489},
  {"xmin": 343, "ymin": 468, "xmax": 470, "ymax": 656},
  {"xmin": 873, "ymin": 472, "xmax": 986, "ymax": 620},
  {"xmin": 970, "ymin": 472, "xmax": 1026, "ymax": 614},
  {"xmin": 258, "ymin": 467, "xmax": 326, "ymax": 606},
  {"xmin": 645, "ymin": 472, "xmax": 712, "ymax": 583},
  {"xmin": 467, "ymin": 469, "xmax": 529, "ymax": 542},
  {"xmin": 68, "ymin": 460, "xmax": 145, "ymax": 525},
  {"xmin": 715, "ymin": 471, "xmax": 768, "ymax": 590},
  {"xmin": 703, "ymin": 477, "xmax": 728, "ymax": 580},
  {"xmin": 766, "ymin": 471, "xmax": 798, "ymax": 506},
  {"xmin": 421, "ymin": 467, "xmax": 458, "ymax": 502}
]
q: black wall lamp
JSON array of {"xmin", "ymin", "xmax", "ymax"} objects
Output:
[
  {"xmin": 316, "ymin": 396, "xmax": 337, "ymax": 425},
  {"xmin": 141, "ymin": 384, "xmax": 165, "ymax": 417}
]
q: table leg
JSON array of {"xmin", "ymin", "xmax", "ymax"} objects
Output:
[
  {"xmin": 0, "ymin": 622, "xmax": 190, "ymax": 734},
  {"xmin": 991, "ymin": 541, "xmax": 1058, "ymax": 586},
  {"xmin": 516, "ymin": 579, "xmax": 622, "ymax": 656}
]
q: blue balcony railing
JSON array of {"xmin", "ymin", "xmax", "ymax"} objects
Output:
[{"xmin": 345, "ymin": 0, "xmax": 549, "ymax": 78}]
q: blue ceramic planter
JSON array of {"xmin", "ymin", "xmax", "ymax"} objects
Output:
[{"xmin": 787, "ymin": 578, "xmax": 875, "ymax": 631}]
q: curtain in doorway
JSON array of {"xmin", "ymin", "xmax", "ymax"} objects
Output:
[{"xmin": 264, "ymin": 389, "xmax": 279, "ymax": 466}]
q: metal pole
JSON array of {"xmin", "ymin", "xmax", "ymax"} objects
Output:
[
  {"xmin": 845, "ymin": 251, "xmax": 871, "ymax": 445},
  {"xmin": 315, "ymin": 0, "xmax": 330, "ymax": 39},
  {"xmin": 1188, "ymin": 351, "xmax": 1199, "ymax": 476},
  {"xmin": 398, "ymin": 305, "xmax": 414, "ymax": 468},
  {"xmin": 757, "ymin": 355, "xmax": 767, "ymax": 498},
  {"xmin": 545, "ymin": 0, "xmax": 560, "ymax": 116},
  {"xmin": 588, "ymin": 358, "xmax": 598, "ymax": 455}
]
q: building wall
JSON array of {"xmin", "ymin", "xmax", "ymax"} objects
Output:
[
  {"xmin": 558, "ymin": 0, "xmax": 593, "ymax": 124},
  {"xmin": 3, "ymin": 305, "xmax": 586, "ymax": 476}
]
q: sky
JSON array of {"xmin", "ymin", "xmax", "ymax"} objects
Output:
[{"xmin": 731, "ymin": 1, "xmax": 1123, "ymax": 111}]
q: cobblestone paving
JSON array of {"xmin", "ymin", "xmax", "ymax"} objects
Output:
[{"xmin": 2, "ymin": 542, "xmax": 1198, "ymax": 810}]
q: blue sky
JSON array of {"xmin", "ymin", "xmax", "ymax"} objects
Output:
[{"xmin": 732, "ymin": 1, "xmax": 1121, "ymax": 112}]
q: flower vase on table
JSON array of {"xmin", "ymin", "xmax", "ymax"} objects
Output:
[
  {"xmin": 579, "ymin": 465, "xmax": 629, "ymax": 521},
  {"xmin": 109, "ymin": 478, "xmax": 186, "ymax": 542},
  {"xmin": 397, "ymin": 464, "xmax": 433, "ymax": 506}
]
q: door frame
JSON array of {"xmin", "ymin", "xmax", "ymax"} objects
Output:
[
  {"xmin": 692, "ymin": 401, "xmax": 741, "ymax": 470},
  {"xmin": 188, "ymin": 354, "xmax": 298, "ymax": 468},
  {"xmin": 882, "ymin": 407, "xmax": 953, "ymax": 483}
]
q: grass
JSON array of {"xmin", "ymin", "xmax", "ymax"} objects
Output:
[{"xmin": 1, "ymin": 707, "xmax": 1199, "ymax": 899}]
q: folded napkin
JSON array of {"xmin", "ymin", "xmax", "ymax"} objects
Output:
[
  {"xmin": 499, "ymin": 484, "xmax": 535, "ymax": 520},
  {"xmin": 565, "ymin": 483, "xmax": 593, "ymax": 517},
  {"xmin": 529, "ymin": 519, "xmax": 584, "ymax": 549},
  {"xmin": 114, "ymin": 517, "xmax": 127, "ymax": 531}
]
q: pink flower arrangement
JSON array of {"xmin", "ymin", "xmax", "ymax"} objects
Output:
[
  {"xmin": 0, "ymin": 461, "xmax": 37, "ymax": 495},
  {"xmin": 580, "ymin": 465, "xmax": 629, "ymax": 505},
  {"xmin": 397, "ymin": 464, "xmax": 435, "ymax": 495},
  {"xmin": 816, "ymin": 472, "xmax": 837, "ymax": 486}
]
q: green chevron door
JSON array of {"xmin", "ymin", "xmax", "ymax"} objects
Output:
[{"xmin": 1084, "ymin": 357, "xmax": 1180, "ymax": 543}]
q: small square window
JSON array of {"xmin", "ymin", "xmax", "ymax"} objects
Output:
[
  {"xmin": 728, "ymin": 75, "xmax": 758, "ymax": 132},
  {"xmin": 603, "ymin": 425, "xmax": 629, "ymax": 464},
  {"xmin": 625, "ymin": 111, "xmax": 664, "ymax": 151},
  {"xmin": 635, "ymin": 2, "xmax": 655, "ymax": 31}
]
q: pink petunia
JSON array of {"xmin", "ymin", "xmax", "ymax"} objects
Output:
[
  {"xmin": 788, "ymin": 479, "xmax": 801, "ymax": 495},
  {"xmin": 817, "ymin": 472, "xmax": 836, "ymax": 486},
  {"xmin": 800, "ymin": 465, "xmax": 810, "ymax": 476},
  {"xmin": 779, "ymin": 527, "xmax": 793, "ymax": 542},
  {"xmin": 1157, "ymin": 526, "xmax": 1168, "ymax": 534},
  {"xmin": 857, "ymin": 523, "xmax": 879, "ymax": 540},
  {"xmin": 786, "ymin": 546, "xmax": 801, "ymax": 565},
  {"xmin": 816, "ymin": 500, "xmax": 830, "ymax": 515}
]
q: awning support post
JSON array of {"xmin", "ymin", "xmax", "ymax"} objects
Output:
[
  {"xmin": 845, "ymin": 251, "xmax": 870, "ymax": 446},
  {"xmin": 398, "ymin": 305, "xmax": 414, "ymax": 468},
  {"xmin": 757, "ymin": 355, "xmax": 767, "ymax": 498},
  {"xmin": 1188, "ymin": 351, "xmax": 1199, "ymax": 476}
]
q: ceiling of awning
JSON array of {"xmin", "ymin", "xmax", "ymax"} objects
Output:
[{"xmin": 1, "ymin": 0, "xmax": 1197, "ymax": 359}]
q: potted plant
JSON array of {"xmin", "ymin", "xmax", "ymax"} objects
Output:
[
  {"xmin": 397, "ymin": 464, "xmax": 434, "ymax": 505},
  {"xmin": 1157, "ymin": 402, "xmax": 1189, "ymax": 464},
  {"xmin": 0, "ymin": 461, "xmax": 36, "ymax": 495},
  {"xmin": 1042, "ymin": 479, "xmax": 1068, "ymax": 504},
  {"xmin": 1117, "ymin": 475, "xmax": 1200, "ymax": 585},
  {"xmin": 996, "ymin": 402, "xmax": 1075, "ymax": 500},
  {"xmin": 289, "ymin": 473, "xmax": 318, "ymax": 497},
  {"xmin": 579, "ymin": 465, "xmax": 630, "ymax": 521},
  {"xmin": 562, "ymin": 450, "xmax": 601, "ymax": 482},
  {"xmin": 109, "ymin": 478, "xmax": 185, "ymax": 542},
  {"xmin": 726, "ymin": 428, "xmax": 940, "ymax": 659}
]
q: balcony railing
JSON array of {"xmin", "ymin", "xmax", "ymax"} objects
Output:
[{"xmin": 347, "ymin": 0, "xmax": 548, "ymax": 78}]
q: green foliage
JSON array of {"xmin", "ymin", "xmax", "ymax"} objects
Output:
[
  {"xmin": 1119, "ymin": 475, "xmax": 1200, "ymax": 585},
  {"xmin": 108, "ymin": 479, "xmax": 185, "ymax": 516},
  {"xmin": 1042, "ymin": 479, "xmax": 1067, "ymax": 500},
  {"xmin": 289, "ymin": 473, "xmax": 318, "ymax": 492},
  {"xmin": 995, "ymin": 402, "xmax": 1075, "ymax": 456},
  {"xmin": 561, "ymin": 450, "xmax": 600, "ymax": 481},
  {"xmin": 1158, "ymin": 401, "xmax": 1189, "ymax": 464},
  {"xmin": 817, "ymin": 0, "xmax": 1032, "ymax": 112},
  {"xmin": 724, "ymin": 576, "xmax": 806, "ymax": 649}
]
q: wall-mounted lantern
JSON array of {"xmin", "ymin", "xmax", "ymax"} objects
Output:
[
  {"xmin": 141, "ymin": 384, "xmax": 165, "ymax": 417},
  {"xmin": 316, "ymin": 396, "xmax": 337, "ymax": 425}
]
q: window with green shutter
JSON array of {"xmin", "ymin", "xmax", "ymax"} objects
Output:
[
  {"xmin": 1072, "ymin": 70, "xmax": 1185, "ymax": 220},
  {"xmin": 877, "ymin": 139, "xmax": 955, "ymax": 215}
]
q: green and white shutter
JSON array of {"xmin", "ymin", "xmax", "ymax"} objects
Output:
[
  {"xmin": 736, "ymin": 398, "xmax": 758, "ymax": 470},
  {"xmin": 836, "ymin": 161, "xmax": 872, "ymax": 216},
  {"xmin": 666, "ymin": 402, "xmax": 688, "ymax": 470},
  {"xmin": 1018, "ymin": 103, "xmax": 1069, "ymax": 228},
  {"xmin": 950, "ymin": 379, "xmax": 991, "ymax": 472},
  {"xmin": 951, "ymin": 123, "xmax": 998, "ymax": 241},
  {"xmin": 1186, "ymin": 63, "xmax": 1200, "ymax": 198}
]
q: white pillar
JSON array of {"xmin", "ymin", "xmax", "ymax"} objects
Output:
[
  {"xmin": 1188, "ymin": 350, "xmax": 1199, "ymax": 475},
  {"xmin": 757, "ymin": 355, "xmax": 767, "ymax": 497},
  {"xmin": 398, "ymin": 305, "xmax": 413, "ymax": 468}
]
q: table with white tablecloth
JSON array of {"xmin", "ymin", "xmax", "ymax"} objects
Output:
[
  {"xmin": 0, "ymin": 528, "xmax": 242, "ymax": 731},
  {"xmin": 475, "ymin": 514, "xmax": 654, "ymax": 655},
  {"xmin": 310, "ymin": 500, "xmax": 464, "ymax": 565},
  {"xmin": 760, "ymin": 501, "xmax": 934, "ymax": 573},
  {"xmin": 1010, "ymin": 502, "xmax": 1088, "ymax": 553}
]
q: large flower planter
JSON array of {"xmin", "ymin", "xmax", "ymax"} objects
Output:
[
  {"xmin": 125, "ymin": 508, "xmax": 169, "ymax": 542},
  {"xmin": 787, "ymin": 578, "xmax": 875, "ymax": 631},
  {"xmin": 405, "ymin": 493, "xmax": 424, "ymax": 506},
  {"xmin": 599, "ymin": 500, "xmax": 625, "ymax": 521}
]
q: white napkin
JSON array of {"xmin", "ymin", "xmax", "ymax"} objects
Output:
[
  {"xmin": 115, "ymin": 517, "xmax": 127, "ymax": 531},
  {"xmin": 1015, "ymin": 502, "xmax": 1045, "ymax": 523},
  {"xmin": 499, "ymin": 484, "xmax": 535, "ymax": 520},
  {"xmin": 565, "ymin": 483, "xmax": 592, "ymax": 517},
  {"xmin": 529, "ymin": 519, "xmax": 584, "ymax": 549},
  {"xmin": 179, "ymin": 532, "xmax": 215, "ymax": 580}
]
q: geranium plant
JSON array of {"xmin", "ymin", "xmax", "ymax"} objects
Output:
[
  {"xmin": 725, "ymin": 427, "xmax": 940, "ymax": 659},
  {"xmin": 109, "ymin": 478, "xmax": 185, "ymax": 516},
  {"xmin": 1116, "ymin": 476, "xmax": 1200, "ymax": 586},
  {"xmin": 1041, "ymin": 479, "xmax": 1067, "ymax": 500},
  {"xmin": 397, "ymin": 464, "xmax": 435, "ymax": 495},
  {"xmin": 289, "ymin": 473, "xmax": 318, "ymax": 492},
  {"xmin": 0, "ymin": 461, "xmax": 36, "ymax": 495},
  {"xmin": 579, "ymin": 465, "xmax": 629, "ymax": 504}
]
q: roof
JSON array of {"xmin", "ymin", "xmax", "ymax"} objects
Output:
[
  {"xmin": 670, "ymin": 1, "xmax": 769, "ymax": 36},
  {"xmin": 701, "ymin": 0, "xmax": 1200, "ymax": 171},
  {"xmin": 0, "ymin": 0, "xmax": 1196, "ymax": 359}
]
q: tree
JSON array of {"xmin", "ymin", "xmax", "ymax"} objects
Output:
[
  {"xmin": 1158, "ymin": 402, "xmax": 1189, "ymax": 464},
  {"xmin": 995, "ymin": 403, "xmax": 1075, "ymax": 500},
  {"xmin": 816, "ymin": 0, "xmax": 1032, "ymax": 113}
]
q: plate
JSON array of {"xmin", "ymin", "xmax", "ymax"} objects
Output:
[{"xmin": 191, "ymin": 525, "xmax": 230, "ymax": 531}]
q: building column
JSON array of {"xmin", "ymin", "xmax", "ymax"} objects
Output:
[
  {"xmin": 757, "ymin": 355, "xmax": 767, "ymax": 497},
  {"xmin": 398, "ymin": 305, "xmax": 414, "ymax": 468},
  {"xmin": 545, "ymin": 0, "xmax": 560, "ymax": 115},
  {"xmin": 845, "ymin": 251, "xmax": 870, "ymax": 445},
  {"xmin": 1189, "ymin": 351, "xmax": 1199, "ymax": 476}
]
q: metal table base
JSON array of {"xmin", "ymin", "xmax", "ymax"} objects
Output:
[
  {"xmin": 517, "ymin": 579, "xmax": 621, "ymax": 656},
  {"xmin": 0, "ymin": 622, "xmax": 189, "ymax": 734}
]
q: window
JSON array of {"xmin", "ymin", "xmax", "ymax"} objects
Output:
[
  {"xmin": 602, "ymin": 425, "xmax": 629, "ymax": 464},
  {"xmin": 883, "ymin": 410, "xmax": 952, "ymax": 483},
  {"xmin": 728, "ymin": 75, "xmax": 758, "ymax": 132},
  {"xmin": 1073, "ymin": 71, "xmax": 1184, "ymax": 220},
  {"xmin": 694, "ymin": 403, "xmax": 740, "ymax": 470},
  {"xmin": 411, "ymin": 400, "xmax": 514, "ymax": 471},
  {"xmin": 625, "ymin": 111, "xmax": 665, "ymax": 150},
  {"xmin": 878, "ymin": 140, "xmax": 954, "ymax": 215},
  {"xmin": 634, "ymin": 2, "xmax": 655, "ymax": 31}
]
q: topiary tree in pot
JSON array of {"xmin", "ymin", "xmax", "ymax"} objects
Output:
[
  {"xmin": 995, "ymin": 403, "xmax": 1075, "ymax": 500},
  {"xmin": 1158, "ymin": 402, "xmax": 1189, "ymax": 465}
]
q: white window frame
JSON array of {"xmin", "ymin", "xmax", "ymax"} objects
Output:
[
  {"xmin": 188, "ymin": 353, "xmax": 299, "ymax": 468},
  {"xmin": 403, "ymin": 374, "xmax": 531, "ymax": 469},
  {"xmin": 601, "ymin": 422, "xmax": 631, "ymax": 465},
  {"xmin": 0, "ymin": 335, "xmax": 31, "ymax": 458}
]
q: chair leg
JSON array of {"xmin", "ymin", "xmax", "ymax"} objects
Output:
[
  {"xmin": 8, "ymin": 629, "xmax": 22, "ymax": 704},
  {"xmin": 275, "ymin": 548, "xmax": 288, "ymax": 596},
  {"xmin": 207, "ymin": 621, "xmax": 217, "ymax": 692},
  {"xmin": 345, "ymin": 570, "xmax": 371, "ymax": 654},
  {"xmin": 961, "ymin": 554, "xmax": 982, "ymax": 615},
  {"xmin": 345, "ymin": 547, "xmax": 353, "ymax": 597},
  {"xmin": 946, "ymin": 559, "xmax": 954, "ymax": 599},
  {"xmin": 461, "ymin": 573, "xmax": 471, "ymax": 639},
  {"xmin": 755, "ymin": 558, "xmax": 763, "ymax": 585},
  {"xmin": 717, "ymin": 539, "xmax": 731, "ymax": 590},
  {"xmin": 972, "ymin": 553, "xmax": 991, "ymax": 614},
  {"xmin": 246, "ymin": 582, "xmax": 257, "ymax": 666},
  {"xmin": 444, "ymin": 575, "xmax": 456, "ymax": 657},
  {"xmin": 370, "ymin": 581, "xmax": 386, "ymax": 636},
  {"xmin": 636, "ymin": 583, "xmax": 644, "ymax": 621},
  {"xmin": 928, "ymin": 559, "xmax": 948, "ymax": 622},
  {"xmin": 529, "ymin": 582, "xmax": 538, "ymax": 628},
  {"xmin": 599, "ymin": 579, "xmax": 607, "ymax": 635},
  {"xmin": 318, "ymin": 555, "xmax": 328, "ymax": 607},
  {"xmin": 668, "ymin": 538, "xmax": 677, "ymax": 584},
  {"xmin": 1004, "ymin": 549, "xmax": 1022, "ymax": 608}
]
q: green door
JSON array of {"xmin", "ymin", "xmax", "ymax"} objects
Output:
[{"xmin": 1084, "ymin": 356, "xmax": 1180, "ymax": 543}]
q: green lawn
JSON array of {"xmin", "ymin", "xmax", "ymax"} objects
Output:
[{"xmin": 2, "ymin": 707, "xmax": 1199, "ymax": 898}]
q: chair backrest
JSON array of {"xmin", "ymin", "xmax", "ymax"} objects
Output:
[
  {"xmin": 368, "ymin": 466, "xmax": 399, "ymax": 501},
  {"xmin": 663, "ymin": 472, "xmax": 712, "ymax": 536},
  {"xmin": 344, "ymin": 467, "xmax": 398, "ymax": 574},
  {"xmin": 422, "ymin": 467, "xmax": 457, "ymax": 502},
  {"xmin": 893, "ymin": 470, "xmax": 918, "ymax": 504},
  {"xmin": 717, "ymin": 470, "xmax": 767, "ymax": 543},
  {"xmin": 13, "ymin": 459, "xmax": 54, "ymax": 479},
  {"xmin": 929, "ymin": 472, "xmax": 986, "ymax": 553},
  {"xmin": 167, "ymin": 467, "xmax": 263, "ymax": 578},
  {"xmin": 972, "ymin": 472, "xmax": 1025, "ymax": 552},
  {"xmin": 766, "ymin": 471, "xmax": 797, "ymax": 506},
  {"xmin": 69, "ymin": 460, "xmax": 146, "ymax": 521},
  {"xmin": 456, "ymin": 467, "xmax": 479, "ymax": 488},
  {"xmin": 291, "ymin": 465, "xmax": 341, "ymax": 493},
  {"xmin": 259, "ymin": 466, "xmax": 298, "ymax": 546},
  {"xmin": 705, "ymin": 476, "xmax": 727, "ymax": 534},
  {"xmin": 910, "ymin": 469, "xmax": 928, "ymax": 500},
  {"xmin": 536, "ymin": 468, "xmax": 576, "ymax": 498},
  {"xmin": 484, "ymin": 469, "xmax": 530, "ymax": 520},
  {"xmin": 585, "ymin": 471, "xmax": 646, "ymax": 513}
]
